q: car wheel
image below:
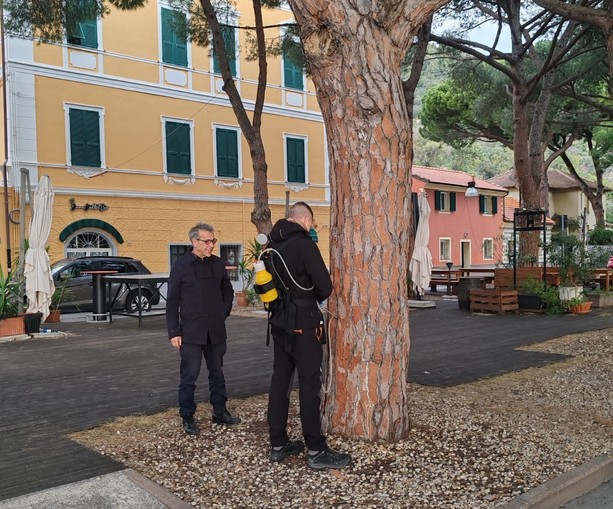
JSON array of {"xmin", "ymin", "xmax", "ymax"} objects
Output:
[{"xmin": 126, "ymin": 291, "xmax": 152, "ymax": 312}]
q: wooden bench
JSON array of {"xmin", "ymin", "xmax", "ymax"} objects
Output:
[{"xmin": 429, "ymin": 269, "xmax": 460, "ymax": 294}]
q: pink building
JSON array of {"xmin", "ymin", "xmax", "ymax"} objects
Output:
[{"xmin": 412, "ymin": 166, "xmax": 508, "ymax": 268}]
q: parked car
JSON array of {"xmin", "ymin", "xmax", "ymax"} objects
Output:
[{"xmin": 50, "ymin": 256, "xmax": 161, "ymax": 313}]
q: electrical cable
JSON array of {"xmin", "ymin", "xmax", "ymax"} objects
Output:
[{"xmin": 258, "ymin": 247, "xmax": 314, "ymax": 292}]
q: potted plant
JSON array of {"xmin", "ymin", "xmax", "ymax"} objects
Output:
[
  {"xmin": 566, "ymin": 295, "xmax": 592, "ymax": 314},
  {"xmin": 547, "ymin": 233, "xmax": 593, "ymax": 301},
  {"xmin": 517, "ymin": 276, "xmax": 546, "ymax": 311},
  {"xmin": 235, "ymin": 258, "xmax": 254, "ymax": 307},
  {"xmin": 45, "ymin": 276, "xmax": 72, "ymax": 323},
  {"xmin": 0, "ymin": 264, "xmax": 25, "ymax": 336},
  {"xmin": 583, "ymin": 288, "xmax": 613, "ymax": 308}
]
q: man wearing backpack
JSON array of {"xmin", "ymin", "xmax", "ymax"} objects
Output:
[{"xmin": 266, "ymin": 202, "xmax": 352, "ymax": 470}]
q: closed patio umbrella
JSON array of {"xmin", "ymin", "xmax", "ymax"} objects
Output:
[
  {"xmin": 409, "ymin": 192, "xmax": 433, "ymax": 297},
  {"xmin": 24, "ymin": 175, "xmax": 55, "ymax": 319}
]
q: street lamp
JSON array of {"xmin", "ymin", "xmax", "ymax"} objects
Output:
[{"xmin": 465, "ymin": 178, "xmax": 479, "ymax": 198}]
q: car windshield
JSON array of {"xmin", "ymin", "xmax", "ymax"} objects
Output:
[{"xmin": 51, "ymin": 259, "xmax": 72, "ymax": 274}]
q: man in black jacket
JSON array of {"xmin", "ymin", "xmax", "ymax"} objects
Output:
[
  {"xmin": 266, "ymin": 202, "xmax": 351, "ymax": 470},
  {"xmin": 167, "ymin": 222, "xmax": 240, "ymax": 435}
]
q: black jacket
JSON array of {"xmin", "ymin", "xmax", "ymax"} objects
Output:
[
  {"xmin": 166, "ymin": 252, "xmax": 234, "ymax": 344},
  {"xmin": 267, "ymin": 219, "xmax": 332, "ymax": 330}
]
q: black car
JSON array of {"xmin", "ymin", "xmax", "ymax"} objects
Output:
[{"xmin": 51, "ymin": 256, "xmax": 161, "ymax": 312}]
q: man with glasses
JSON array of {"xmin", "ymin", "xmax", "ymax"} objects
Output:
[{"xmin": 167, "ymin": 222, "xmax": 240, "ymax": 435}]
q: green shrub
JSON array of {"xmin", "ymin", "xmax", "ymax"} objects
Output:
[{"xmin": 588, "ymin": 228, "xmax": 613, "ymax": 246}]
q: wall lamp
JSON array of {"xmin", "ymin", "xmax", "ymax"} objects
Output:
[{"xmin": 465, "ymin": 178, "xmax": 479, "ymax": 197}]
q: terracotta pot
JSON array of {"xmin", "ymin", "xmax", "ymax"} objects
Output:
[
  {"xmin": 235, "ymin": 292, "xmax": 248, "ymax": 307},
  {"xmin": 0, "ymin": 316, "xmax": 25, "ymax": 337},
  {"xmin": 44, "ymin": 309, "xmax": 62, "ymax": 323},
  {"xmin": 569, "ymin": 301, "xmax": 592, "ymax": 314}
]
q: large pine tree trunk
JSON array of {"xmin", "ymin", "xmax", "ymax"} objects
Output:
[{"xmin": 290, "ymin": 0, "xmax": 446, "ymax": 441}]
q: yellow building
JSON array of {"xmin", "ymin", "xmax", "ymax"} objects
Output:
[{"xmin": 0, "ymin": 0, "xmax": 330, "ymax": 287}]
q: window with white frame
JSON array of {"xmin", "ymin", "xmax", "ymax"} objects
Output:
[
  {"xmin": 169, "ymin": 244, "xmax": 191, "ymax": 268},
  {"xmin": 479, "ymin": 195, "xmax": 498, "ymax": 215},
  {"xmin": 67, "ymin": 105, "xmax": 104, "ymax": 168},
  {"xmin": 285, "ymin": 135, "xmax": 307, "ymax": 183},
  {"xmin": 66, "ymin": 0, "xmax": 99, "ymax": 49},
  {"xmin": 439, "ymin": 238, "xmax": 451, "ymax": 261},
  {"xmin": 483, "ymin": 238, "xmax": 494, "ymax": 260},
  {"xmin": 161, "ymin": 7, "xmax": 188, "ymax": 67},
  {"xmin": 163, "ymin": 118, "xmax": 193, "ymax": 175},
  {"xmin": 215, "ymin": 126, "xmax": 240, "ymax": 178},
  {"xmin": 220, "ymin": 244, "xmax": 241, "ymax": 282},
  {"xmin": 434, "ymin": 190, "xmax": 456, "ymax": 212}
]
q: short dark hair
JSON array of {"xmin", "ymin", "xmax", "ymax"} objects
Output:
[{"xmin": 288, "ymin": 201, "xmax": 314, "ymax": 220}]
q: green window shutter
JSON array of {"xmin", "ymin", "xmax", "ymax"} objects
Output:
[
  {"xmin": 216, "ymin": 128, "xmax": 239, "ymax": 178},
  {"xmin": 492, "ymin": 196, "xmax": 498, "ymax": 214},
  {"xmin": 69, "ymin": 108, "xmax": 101, "ymax": 167},
  {"xmin": 479, "ymin": 195, "xmax": 485, "ymax": 213},
  {"xmin": 283, "ymin": 42, "xmax": 303, "ymax": 90},
  {"xmin": 286, "ymin": 137, "xmax": 305, "ymax": 183},
  {"xmin": 80, "ymin": 19, "xmax": 98, "ymax": 48},
  {"xmin": 165, "ymin": 122, "xmax": 191, "ymax": 175},
  {"xmin": 434, "ymin": 190, "xmax": 441, "ymax": 211},
  {"xmin": 161, "ymin": 8, "xmax": 188, "ymax": 67},
  {"xmin": 213, "ymin": 26, "xmax": 236, "ymax": 76},
  {"xmin": 450, "ymin": 192, "xmax": 456, "ymax": 212}
]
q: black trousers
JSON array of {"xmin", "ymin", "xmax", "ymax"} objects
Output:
[
  {"xmin": 267, "ymin": 326, "xmax": 327, "ymax": 451},
  {"xmin": 178, "ymin": 340, "xmax": 228, "ymax": 419}
]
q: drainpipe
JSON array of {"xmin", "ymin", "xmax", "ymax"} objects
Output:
[{"xmin": 0, "ymin": 7, "xmax": 11, "ymax": 269}]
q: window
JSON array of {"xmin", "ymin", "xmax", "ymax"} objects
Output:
[
  {"xmin": 507, "ymin": 240, "xmax": 515, "ymax": 265},
  {"xmin": 479, "ymin": 195, "xmax": 498, "ymax": 215},
  {"xmin": 164, "ymin": 120, "xmax": 192, "ymax": 175},
  {"xmin": 169, "ymin": 244, "xmax": 191, "ymax": 267},
  {"xmin": 69, "ymin": 108, "xmax": 102, "ymax": 167},
  {"xmin": 434, "ymin": 191, "xmax": 456, "ymax": 212},
  {"xmin": 215, "ymin": 127, "xmax": 239, "ymax": 178},
  {"xmin": 220, "ymin": 244, "xmax": 241, "ymax": 282},
  {"xmin": 213, "ymin": 25, "xmax": 237, "ymax": 76},
  {"xmin": 283, "ymin": 39, "xmax": 304, "ymax": 90},
  {"xmin": 66, "ymin": 0, "xmax": 98, "ymax": 48},
  {"xmin": 66, "ymin": 232, "xmax": 112, "ymax": 258},
  {"xmin": 286, "ymin": 136, "xmax": 306, "ymax": 183},
  {"xmin": 161, "ymin": 8, "xmax": 188, "ymax": 67},
  {"xmin": 483, "ymin": 238, "xmax": 494, "ymax": 260},
  {"xmin": 439, "ymin": 238, "xmax": 451, "ymax": 261}
]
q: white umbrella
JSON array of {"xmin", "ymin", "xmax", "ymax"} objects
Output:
[
  {"xmin": 24, "ymin": 175, "xmax": 55, "ymax": 319},
  {"xmin": 409, "ymin": 192, "xmax": 433, "ymax": 297}
]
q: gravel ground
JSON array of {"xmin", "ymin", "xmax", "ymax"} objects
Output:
[{"xmin": 71, "ymin": 327, "xmax": 613, "ymax": 509}]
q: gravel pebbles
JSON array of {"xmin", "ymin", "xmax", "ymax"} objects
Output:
[{"xmin": 71, "ymin": 328, "xmax": 613, "ymax": 508}]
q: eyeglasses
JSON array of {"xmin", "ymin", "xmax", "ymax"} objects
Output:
[{"xmin": 195, "ymin": 238, "xmax": 217, "ymax": 245}]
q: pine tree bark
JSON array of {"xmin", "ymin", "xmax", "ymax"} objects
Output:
[{"xmin": 289, "ymin": 0, "xmax": 447, "ymax": 440}]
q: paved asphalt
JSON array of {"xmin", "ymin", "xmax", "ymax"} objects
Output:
[{"xmin": 0, "ymin": 300, "xmax": 611, "ymax": 508}]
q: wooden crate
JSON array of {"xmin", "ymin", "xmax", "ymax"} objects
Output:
[{"xmin": 469, "ymin": 289, "xmax": 518, "ymax": 313}]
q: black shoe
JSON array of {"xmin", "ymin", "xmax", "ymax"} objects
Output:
[
  {"xmin": 307, "ymin": 447, "xmax": 352, "ymax": 470},
  {"xmin": 270, "ymin": 440, "xmax": 304, "ymax": 462},
  {"xmin": 182, "ymin": 416, "xmax": 199, "ymax": 436},
  {"xmin": 212, "ymin": 410, "xmax": 241, "ymax": 425}
]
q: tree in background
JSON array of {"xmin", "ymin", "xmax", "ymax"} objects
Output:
[
  {"xmin": 534, "ymin": 0, "xmax": 613, "ymax": 96},
  {"xmin": 429, "ymin": 0, "xmax": 589, "ymax": 220}
]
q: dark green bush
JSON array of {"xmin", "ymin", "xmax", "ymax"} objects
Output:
[{"xmin": 588, "ymin": 228, "xmax": 613, "ymax": 246}]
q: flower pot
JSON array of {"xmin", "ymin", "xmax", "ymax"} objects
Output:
[
  {"xmin": 559, "ymin": 286, "xmax": 583, "ymax": 302},
  {"xmin": 568, "ymin": 301, "xmax": 592, "ymax": 314},
  {"xmin": 23, "ymin": 312, "xmax": 43, "ymax": 334},
  {"xmin": 235, "ymin": 292, "xmax": 248, "ymax": 307},
  {"xmin": 0, "ymin": 316, "xmax": 25, "ymax": 337},
  {"xmin": 44, "ymin": 309, "xmax": 62, "ymax": 323}
]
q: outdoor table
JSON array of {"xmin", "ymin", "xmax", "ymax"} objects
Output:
[
  {"xmin": 80, "ymin": 270, "xmax": 118, "ymax": 322},
  {"xmin": 104, "ymin": 273, "xmax": 169, "ymax": 327}
]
